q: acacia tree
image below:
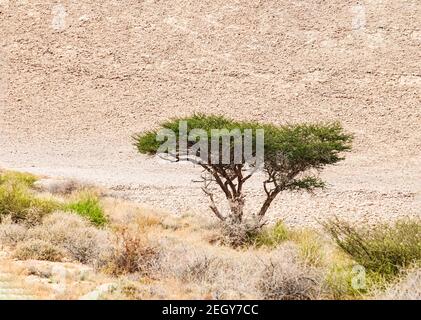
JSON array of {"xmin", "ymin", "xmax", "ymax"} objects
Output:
[{"xmin": 135, "ymin": 114, "xmax": 352, "ymax": 225}]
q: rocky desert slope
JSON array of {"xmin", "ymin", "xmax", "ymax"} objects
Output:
[{"xmin": 0, "ymin": 0, "xmax": 420, "ymax": 226}]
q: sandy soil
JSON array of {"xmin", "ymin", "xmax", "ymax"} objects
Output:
[{"xmin": 1, "ymin": 0, "xmax": 420, "ymax": 226}]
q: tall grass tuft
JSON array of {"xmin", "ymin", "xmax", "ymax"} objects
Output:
[
  {"xmin": 66, "ymin": 192, "xmax": 107, "ymax": 226},
  {"xmin": 0, "ymin": 178, "xmax": 60, "ymax": 224},
  {"xmin": 253, "ymin": 221, "xmax": 289, "ymax": 247},
  {"xmin": 323, "ymin": 218, "xmax": 421, "ymax": 280},
  {"xmin": 0, "ymin": 171, "xmax": 37, "ymax": 188}
]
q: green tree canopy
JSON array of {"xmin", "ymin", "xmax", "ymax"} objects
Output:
[{"xmin": 134, "ymin": 114, "xmax": 352, "ymax": 224}]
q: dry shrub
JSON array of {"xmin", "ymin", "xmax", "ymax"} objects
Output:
[
  {"xmin": 158, "ymin": 242, "xmax": 220, "ymax": 282},
  {"xmin": 0, "ymin": 220, "xmax": 27, "ymax": 246},
  {"xmin": 112, "ymin": 209, "xmax": 162, "ymax": 230},
  {"xmin": 375, "ymin": 268, "xmax": 421, "ymax": 300},
  {"xmin": 257, "ymin": 260, "xmax": 322, "ymax": 300},
  {"xmin": 20, "ymin": 207, "xmax": 51, "ymax": 227},
  {"xmin": 158, "ymin": 240, "xmax": 317, "ymax": 299},
  {"xmin": 104, "ymin": 225, "xmax": 159, "ymax": 276},
  {"xmin": 117, "ymin": 282, "xmax": 144, "ymax": 300},
  {"xmin": 27, "ymin": 211, "xmax": 113, "ymax": 265},
  {"xmin": 157, "ymin": 242, "xmax": 233, "ymax": 297},
  {"xmin": 181, "ymin": 255, "xmax": 221, "ymax": 283},
  {"xmin": 34, "ymin": 179, "xmax": 82, "ymax": 195},
  {"xmin": 256, "ymin": 245, "xmax": 323, "ymax": 300},
  {"xmin": 14, "ymin": 239, "xmax": 64, "ymax": 262},
  {"xmin": 218, "ymin": 220, "xmax": 263, "ymax": 248},
  {"xmin": 120, "ymin": 282, "xmax": 142, "ymax": 298},
  {"xmin": 159, "ymin": 246, "xmax": 223, "ymax": 285}
]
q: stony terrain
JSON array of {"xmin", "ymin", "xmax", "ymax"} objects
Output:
[{"xmin": 1, "ymin": 0, "xmax": 420, "ymax": 226}]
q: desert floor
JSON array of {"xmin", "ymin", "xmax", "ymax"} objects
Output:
[{"xmin": 1, "ymin": 0, "xmax": 420, "ymax": 226}]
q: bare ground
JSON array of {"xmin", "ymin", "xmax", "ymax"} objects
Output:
[{"xmin": 0, "ymin": 0, "xmax": 420, "ymax": 226}]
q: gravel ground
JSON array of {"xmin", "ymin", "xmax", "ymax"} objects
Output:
[{"xmin": 1, "ymin": 1, "xmax": 420, "ymax": 227}]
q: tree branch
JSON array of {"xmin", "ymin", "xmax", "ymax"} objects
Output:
[
  {"xmin": 201, "ymin": 186, "xmax": 226, "ymax": 221},
  {"xmin": 200, "ymin": 164, "xmax": 233, "ymax": 199}
]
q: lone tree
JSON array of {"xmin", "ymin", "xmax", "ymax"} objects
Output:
[{"xmin": 134, "ymin": 114, "xmax": 352, "ymax": 226}]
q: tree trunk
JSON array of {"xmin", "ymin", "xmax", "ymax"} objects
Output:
[
  {"xmin": 229, "ymin": 196, "xmax": 245, "ymax": 223},
  {"xmin": 257, "ymin": 191, "xmax": 279, "ymax": 221}
]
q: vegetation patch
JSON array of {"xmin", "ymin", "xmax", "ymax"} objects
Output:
[
  {"xmin": 325, "ymin": 263, "xmax": 365, "ymax": 299},
  {"xmin": 0, "ymin": 178, "xmax": 61, "ymax": 224},
  {"xmin": 251, "ymin": 221, "xmax": 289, "ymax": 248},
  {"xmin": 323, "ymin": 218, "xmax": 421, "ymax": 281},
  {"xmin": 14, "ymin": 239, "xmax": 64, "ymax": 262},
  {"xmin": 289, "ymin": 229, "xmax": 325, "ymax": 267},
  {"xmin": 104, "ymin": 225, "xmax": 159, "ymax": 276},
  {"xmin": 65, "ymin": 192, "xmax": 107, "ymax": 226},
  {"xmin": 1, "ymin": 170, "xmax": 419, "ymax": 300},
  {"xmin": 257, "ymin": 260, "xmax": 322, "ymax": 300},
  {"xmin": 0, "ymin": 171, "xmax": 37, "ymax": 188}
]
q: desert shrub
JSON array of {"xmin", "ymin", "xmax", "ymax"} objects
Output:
[
  {"xmin": 118, "ymin": 211, "xmax": 162, "ymax": 230},
  {"xmin": 0, "ymin": 171, "xmax": 37, "ymax": 188},
  {"xmin": 289, "ymin": 229, "xmax": 324, "ymax": 267},
  {"xmin": 325, "ymin": 263, "xmax": 365, "ymax": 299},
  {"xmin": 28, "ymin": 211, "xmax": 112, "ymax": 264},
  {"xmin": 323, "ymin": 218, "xmax": 421, "ymax": 279},
  {"xmin": 0, "ymin": 221, "xmax": 28, "ymax": 246},
  {"xmin": 0, "ymin": 181, "xmax": 60, "ymax": 224},
  {"xmin": 14, "ymin": 239, "xmax": 64, "ymax": 262},
  {"xmin": 116, "ymin": 282, "xmax": 144, "ymax": 300},
  {"xmin": 218, "ymin": 220, "xmax": 289, "ymax": 248},
  {"xmin": 158, "ymin": 244, "xmax": 216, "ymax": 279},
  {"xmin": 66, "ymin": 192, "xmax": 107, "ymax": 226},
  {"xmin": 34, "ymin": 179, "xmax": 82, "ymax": 195},
  {"xmin": 157, "ymin": 242, "xmax": 258, "ymax": 298},
  {"xmin": 104, "ymin": 226, "xmax": 159, "ymax": 276},
  {"xmin": 252, "ymin": 221, "xmax": 289, "ymax": 248},
  {"xmin": 375, "ymin": 268, "xmax": 421, "ymax": 300},
  {"xmin": 257, "ymin": 260, "xmax": 322, "ymax": 300},
  {"xmin": 180, "ymin": 255, "xmax": 221, "ymax": 283},
  {"xmin": 158, "ymin": 241, "xmax": 309, "ymax": 299},
  {"xmin": 219, "ymin": 220, "xmax": 262, "ymax": 248},
  {"xmin": 0, "ymin": 183, "xmax": 34, "ymax": 221}
]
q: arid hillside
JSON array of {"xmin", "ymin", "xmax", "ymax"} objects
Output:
[{"xmin": 0, "ymin": 1, "xmax": 420, "ymax": 225}]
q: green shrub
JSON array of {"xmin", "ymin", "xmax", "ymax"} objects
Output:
[
  {"xmin": 66, "ymin": 192, "xmax": 107, "ymax": 226},
  {"xmin": 0, "ymin": 183, "xmax": 32, "ymax": 220},
  {"xmin": 325, "ymin": 263, "xmax": 365, "ymax": 299},
  {"xmin": 0, "ymin": 171, "xmax": 37, "ymax": 188},
  {"xmin": 323, "ymin": 218, "xmax": 421, "ymax": 279},
  {"xmin": 253, "ymin": 221, "xmax": 289, "ymax": 247},
  {"xmin": 289, "ymin": 229, "xmax": 324, "ymax": 267},
  {"xmin": 0, "ymin": 171, "xmax": 107, "ymax": 226},
  {"xmin": 0, "ymin": 181, "xmax": 60, "ymax": 223}
]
